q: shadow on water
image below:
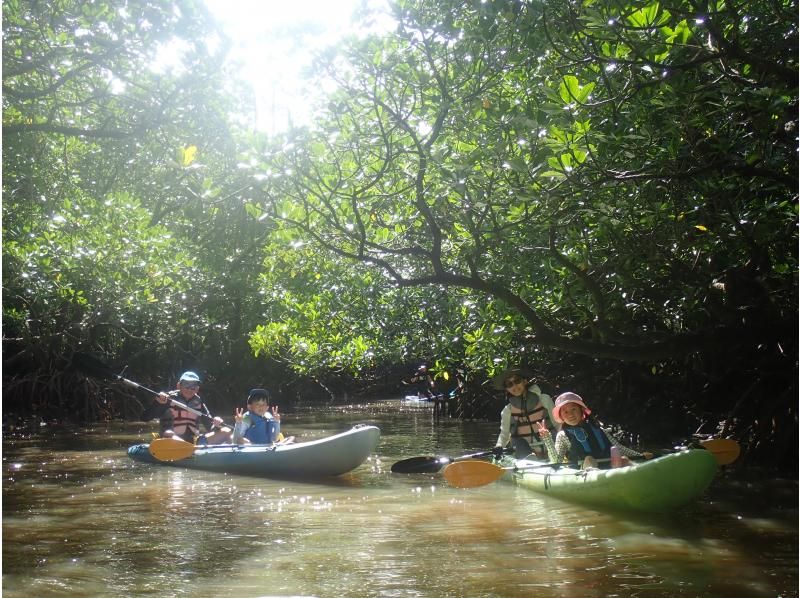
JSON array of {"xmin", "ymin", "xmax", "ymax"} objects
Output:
[{"xmin": 3, "ymin": 399, "xmax": 797, "ymax": 597}]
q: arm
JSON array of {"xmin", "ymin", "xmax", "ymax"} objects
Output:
[
  {"xmin": 536, "ymin": 390, "xmax": 557, "ymax": 430},
  {"xmin": 495, "ymin": 404, "xmax": 512, "ymax": 448},
  {"xmin": 535, "ymin": 422, "xmax": 559, "ymax": 463},
  {"xmin": 553, "ymin": 431, "xmax": 571, "ymax": 463},
  {"xmin": 605, "ymin": 429, "xmax": 653, "ymax": 459},
  {"xmin": 266, "ymin": 407, "xmax": 281, "ymax": 441},
  {"xmin": 199, "ymin": 406, "xmax": 215, "ymax": 432},
  {"xmin": 233, "ymin": 409, "xmax": 250, "ymax": 444}
]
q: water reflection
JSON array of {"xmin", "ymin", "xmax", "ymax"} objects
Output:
[{"xmin": 3, "ymin": 400, "xmax": 797, "ymax": 597}]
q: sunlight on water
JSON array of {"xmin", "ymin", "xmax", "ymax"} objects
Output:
[{"xmin": 2, "ymin": 401, "xmax": 797, "ymax": 597}]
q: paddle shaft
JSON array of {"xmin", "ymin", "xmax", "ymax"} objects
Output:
[
  {"xmin": 113, "ymin": 374, "xmax": 207, "ymax": 418},
  {"xmin": 391, "ymin": 447, "xmax": 509, "ymax": 474}
]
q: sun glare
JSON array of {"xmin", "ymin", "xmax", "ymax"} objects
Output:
[{"xmin": 203, "ymin": 0, "xmax": 393, "ymax": 134}]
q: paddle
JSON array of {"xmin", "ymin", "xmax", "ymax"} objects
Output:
[
  {"xmin": 148, "ymin": 437, "xmax": 196, "ymax": 461},
  {"xmin": 444, "ymin": 438, "xmax": 742, "ymax": 489},
  {"xmin": 148, "ymin": 433, "xmax": 298, "ymax": 462},
  {"xmin": 390, "ymin": 448, "xmax": 509, "ymax": 474},
  {"xmin": 687, "ymin": 438, "xmax": 740, "ymax": 466},
  {"xmin": 445, "ymin": 459, "xmax": 543, "ymax": 488}
]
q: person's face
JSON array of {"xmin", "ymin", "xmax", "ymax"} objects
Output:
[
  {"xmin": 178, "ymin": 381, "xmax": 199, "ymax": 398},
  {"xmin": 560, "ymin": 402, "xmax": 584, "ymax": 426},
  {"xmin": 504, "ymin": 376, "xmax": 527, "ymax": 397},
  {"xmin": 249, "ymin": 399, "xmax": 269, "ymax": 416}
]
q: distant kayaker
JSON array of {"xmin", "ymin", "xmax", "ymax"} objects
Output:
[
  {"xmin": 233, "ymin": 388, "xmax": 282, "ymax": 444},
  {"xmin": 491, "ymin": 367, "xmax": 557, "ymax": 459},
  {"xmin": 141, "ymin": 371, "xmax": 229, "ymax": 443},
  {"xmin": 539, "ymin": 392, "xmax": 653, "ymax": 469},
  {"xmin": 402, "ymin": 364, "xmax": 438, "ymax": 400}
]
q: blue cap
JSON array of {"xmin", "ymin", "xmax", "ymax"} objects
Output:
[{"xmin": 179, "ymin": 371, "xmax": 201, "ymax": 383}]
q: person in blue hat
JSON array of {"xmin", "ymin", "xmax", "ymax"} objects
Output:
[{"xmin": 141, "ymin": 371, "xmax": 227, "ymax": 442}]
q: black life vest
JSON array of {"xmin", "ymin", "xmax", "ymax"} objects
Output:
[{"xmin": 562, "ymin": 419, "xmax": 612, "ymax": 462}]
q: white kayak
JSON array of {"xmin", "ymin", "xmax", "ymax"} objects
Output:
[{"xmin": 128, "ymin": 424, "xmax": 380, "ymax": 478}]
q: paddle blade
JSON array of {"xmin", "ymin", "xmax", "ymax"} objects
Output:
[
  {"xmin": 149, "ymin": 438, "xmax": 196, "ymax": 462},
  {"xmin": 443, "ymin": 461, "xmax": 506, "ymax": 488},
  {"xmin": 391, "ymin": 456, "xmax": 450, "ymax": 474},
  {"xmin": 700, "ymin": 438, "xmax": 741, "ymax": 465}
]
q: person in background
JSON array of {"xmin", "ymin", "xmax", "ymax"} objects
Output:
[
  {"xmin": 402, "ymin": 364, "xmax": 438, "ymax": 400},
  {"xmin": 539, "ymin": 392, "xmax": 653, "ymax": 469},
  {"xmin": 492, "ymin": 367, "xmax": 556, "ymax": 459},
  {"xmin": 233, "ymin": 388, "xmax": 281, "ymax": 444},
  {"xmin": 141, "ymin": 371, "xmax": 228, "ymax": 443}
]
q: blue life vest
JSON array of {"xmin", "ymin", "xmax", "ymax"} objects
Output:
[
  {"xmin": 243, "ymin": 412, "xmax": 279, "ymax": 444},
  {"xmin": 563, "ymin": 420, "xmax": 612, "ymax": 462}
]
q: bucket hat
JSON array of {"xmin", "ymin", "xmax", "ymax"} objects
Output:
[
  {"xmin": 551, "ymin": 392, "xmax": 592, "ymax": 423},
  {"xmin": 491, "ymin": 366, "xmax": 533, "ymax": 390}
]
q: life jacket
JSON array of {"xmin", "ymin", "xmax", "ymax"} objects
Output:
[
  {"xmin": 509, "ymin": 387, "xmax": 554, "ymax": 447},
  {"xmin": 165, "ymin": 392, "xmax": 205, "ymax": 440},
  {"xmin": 243, "ymin": 411, "xmax": 278, "ymax": 444},
  {"xmin": 562, "ymin": 419, "xmax": 612, "ymax": 463}
]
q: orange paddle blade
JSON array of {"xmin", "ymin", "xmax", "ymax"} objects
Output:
[
  {"xmin": 699, "ymin": 438, "xmax": 741, "ymax": 465},
  {"xmin": 148, "ymin": 438, "xmax": 196, "ymax": 462},
  {"xmin": 443, "ymin": 460, "xmax": 506, "ymax": 488}
]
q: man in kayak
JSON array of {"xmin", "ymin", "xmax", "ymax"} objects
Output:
[
  {"xmin": 539, "ymin": 392, "xmax": 653, "ymax": 469},
  {"xmin": 491, "ymin": 367, "xmax": 557, "ymax": 459},
  {"xmin": 141, "ymin": 371, "xmax": 229, "ymax": 443},
  {"xmin": 233, "ymin": 388, "xmax": 282, "ymax": 444}
]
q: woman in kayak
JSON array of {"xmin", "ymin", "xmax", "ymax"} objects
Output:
[
  {"xmin": 539, "ymin": 392, "xmax": 652, "ymax": 469},
  {"xmin": 233, "ymin": 388, "xmax": 282, "ymax": 444},
  {"xmin": 491, "ymin": 367, "xmax": 557, "ymax": 459}
]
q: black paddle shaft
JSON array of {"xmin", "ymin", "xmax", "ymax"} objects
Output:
[{"xmin": 391, "ymin": 447, "xmax": 511, "ymax": 474}]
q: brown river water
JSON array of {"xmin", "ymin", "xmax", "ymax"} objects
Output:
[{"xmin": 3, "ymin": 399, "xmax": 797, "ymax": 597}]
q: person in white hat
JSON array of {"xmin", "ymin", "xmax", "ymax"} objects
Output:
[
  {"xmin": 539, "ymin": 392, "xmax": 653, "ymax": 469},
  {"xmin": 141, "ymin": 371, "xmax": 227, "ymax": 442}
]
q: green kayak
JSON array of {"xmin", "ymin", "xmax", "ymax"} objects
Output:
[{"xmin": 508, "ymin": 449, "xmax": 718, "ymax": 513}]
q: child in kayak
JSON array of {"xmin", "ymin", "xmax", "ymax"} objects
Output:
[
  {"xmin": 539, "ymin": 392, "xmax": 653, "ymax": 469},
  {"xmin": 491, "ymin": 367, "xmax": 557, "ymax": 459},
  {"xmin": 233, "ymin": 388, "xmax": 281, "ymax": 444}
]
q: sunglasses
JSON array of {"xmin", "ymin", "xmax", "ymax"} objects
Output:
[
  {"xmin": 504, "ymin": 377, "xmax": 525, "ymax": 388},
  {"xmin": 181, "ymin": 383, "xmax": 199, "ymax": 390}
]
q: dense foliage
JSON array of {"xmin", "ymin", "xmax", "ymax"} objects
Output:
[
  {"xmin": 3, "ymin": 0, "xmax": 797, "ymax": 469},
  {"xmin": 249, "ymin": 0, "xmax": 797, "ymax": 460}
]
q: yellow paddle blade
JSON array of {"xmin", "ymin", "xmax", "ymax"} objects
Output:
[
  {"xmin": 148, "ymin": 438, "xmax": 196, "ymax": 462},
  {"xmin": 443, "ymin": 460, "xmax": 506, "ymax": 488},
  {"xmin": 699, "ymin": 438, "xmax": 741, "ymax": 465}
]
